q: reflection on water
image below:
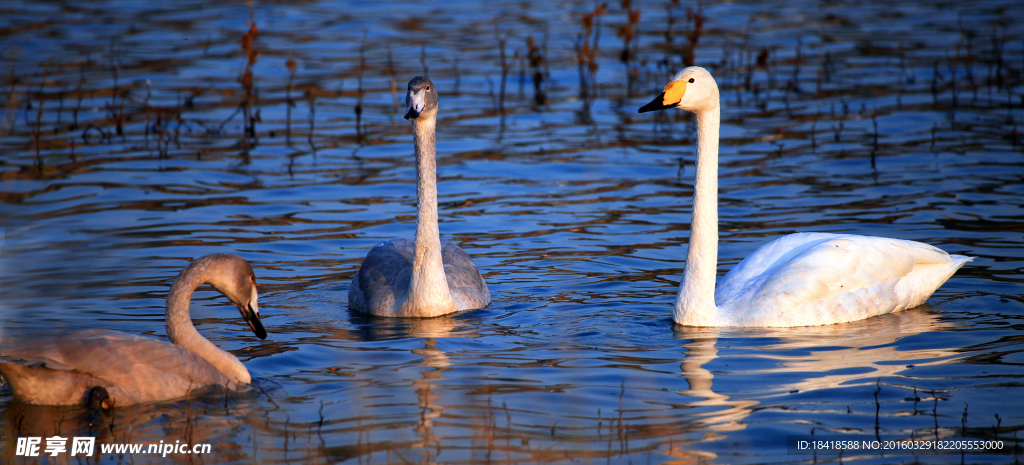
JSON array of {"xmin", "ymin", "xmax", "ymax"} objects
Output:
[
  {"xmin": 674, "ymin": 307, "xmax": 958, "ymax": 437},
  {"xmin": 2, "ymin": 385, "xmax": 261, "ymax": 464},
  {"xmin": 2, "ymin": 0, "xmax": 1024, "ymax": 463}
]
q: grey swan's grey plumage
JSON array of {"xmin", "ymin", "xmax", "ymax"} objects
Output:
[
  {"xmin": 348, "ymin": 77, "xmax": 490, "ymax": 317},
  {"xmin": 0, "ymin": 254, "xmax": 266, "ymax": 405}
]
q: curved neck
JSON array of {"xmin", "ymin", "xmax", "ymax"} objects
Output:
[
  {"xmin": 404, "ymin": 115, "xmax": 457, "ymax": 316},
  {"xmin": 675, "ymin": 107, "xmax": 721, "ymax": 325},
  {"xmin": 166, "ymin": 266, "xmax": 250, "ymax": 384}
]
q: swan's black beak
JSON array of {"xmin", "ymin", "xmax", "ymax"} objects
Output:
[
  {"xmin": 240, "ymin": 302, "xmax": 267, "ymax": 340},
  {"xmin": 638, "ymin": 92, "xmax": 674, "ymax": 113}
]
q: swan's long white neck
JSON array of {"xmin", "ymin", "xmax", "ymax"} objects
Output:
[
  {"xmin": 675, "ymin": 106, "xmax": 721, "ymax": 326},
  {"xmin": 166, "ymin": 264, "xmax": 250, "ymax": 384},
  {"xmin": 405, "ymin": 114, "xmax": 457, "ymax": 316}
]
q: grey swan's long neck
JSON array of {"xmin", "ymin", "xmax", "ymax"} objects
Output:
[
  {"xmin": 406, "ymin": 114, "xmax": 457, "ymax": 316},
  {"xmin": 166, "ymin": 264, "xmax": 251, "ymax": 384},
  {"xmin": 675, "ymin": 106, "xmax": 721, "ymax": 325}
]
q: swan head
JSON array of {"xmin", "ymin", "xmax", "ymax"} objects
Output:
[
  {"xmin": 638, "ymin": 66, "xmax": 720, "ymax": 114},
  {"xmin": 404, "ymin": 76, "xmax": 438, "ymax": 121},
  {"xmin": 198, "ymin": 254, "xmax": 267, "ymax": 340}
]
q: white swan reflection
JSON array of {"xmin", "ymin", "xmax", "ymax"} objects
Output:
[{"xmin": 673, "ymin": 306, "xmax": 958, "ymax": 435}]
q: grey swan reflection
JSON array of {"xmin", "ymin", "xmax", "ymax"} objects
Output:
[
  {"xmin": 0, "ymin": 254, "xmax": 266, "ymax": 406},
  {"xmin": 349, "ymin": 76, "xmax": 490, "ymax": 317},
  {"xmin": 324, "ymin": 319, "xmax": 455, "ymax": 463}
]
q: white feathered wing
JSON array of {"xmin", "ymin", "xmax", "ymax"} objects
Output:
[{"xmin": 714, "ymin": 233, "xmax": 972, "ymax": 327}]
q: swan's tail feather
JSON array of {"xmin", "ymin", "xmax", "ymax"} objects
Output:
[
  {"xmin": 894, "ymin": 254, "xmax": 974, "ymax": 311},
  {"xmin": 0, "ymin": 356, "xmax": 106, "ymax": 405},
  {"xmin": 950, "ymin": 255, "xmax": 974, "ymax": 268}
]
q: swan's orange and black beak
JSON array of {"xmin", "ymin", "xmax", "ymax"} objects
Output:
[{"xmin": 638, "ymin": 79, "xmax": 687, "ymax": 113}]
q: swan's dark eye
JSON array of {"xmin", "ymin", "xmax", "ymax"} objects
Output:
[
  {"xmin": 688, "ymin": 78, "xmax": 695, "ymax": 83},
  {"xmin": 426, "ymin": 85, "xmax": 430, "ymax": 91}
]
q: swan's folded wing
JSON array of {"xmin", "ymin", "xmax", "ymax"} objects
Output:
[
  {"xmin": 349, "ymin": 238, "xmax": 414, "ymax": 315},
  {"xmin": 717, "ymin": 233, "xmax": 844, "ymax": 300},
  {"xmin": 2, "ymin": 329, "xmax": 152, "ymax": 379},
  {"xmin": 721, "ymin": 235, "xmax": 956, "ymax": 326},
  {"xmin": 1, "ymin": 329, "xmax": 233, "ymax": 405},
  {"xmin": 441, "ymin": 239, "xmax": 490, "ymax": 310}
]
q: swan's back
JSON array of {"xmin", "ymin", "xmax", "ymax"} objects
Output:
[
  {"xmin": 349, "ymin": 238, "xmax": 490, "ymax": 316},
  {"xmin": 0, "ymin": 329, "xmax": 234, "ymax": 405},
  {"xmin": 715, "ymin": 233, "xmax": 972, "ymax": 327}
]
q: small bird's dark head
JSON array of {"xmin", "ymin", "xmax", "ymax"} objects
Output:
[
  {"xmin": 86, "ymin": 386, "xmax": 112, "ymax": 410},
  {"xmin": 405, "ymin": 76, "xmax": 438, "ymax": 120}
]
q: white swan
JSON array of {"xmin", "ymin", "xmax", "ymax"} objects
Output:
[
  {"xmin": 348, "ymin": 77, "xmax": 490, "ymax": 317},
  {"xmin": 0, "ymin": 254, "xmax": 266, "ymax": 405},
  {"xmin": 638, "ymin": 67, "xmax": 973, "ymax": 327}
]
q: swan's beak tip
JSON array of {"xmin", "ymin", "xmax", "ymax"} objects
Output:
[
  {"xmin": 634, "ymin": 91, "xmax": 675, "ymax": 114},
  {"xmin": 638, "ymin": 93, "xmax": 673, "ymax": 113},
  {"xmin": 250, "ymin": 322, "xmax": 267, "ymax": 339}
]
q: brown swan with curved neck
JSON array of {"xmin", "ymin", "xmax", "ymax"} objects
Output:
[
  {"xmin": 0, "ymin": 254, "xmax": 266, "ymax": 405},
  {"xmin": 348, "ymin": 76, "xmax": 490, "ymax": 317}
]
